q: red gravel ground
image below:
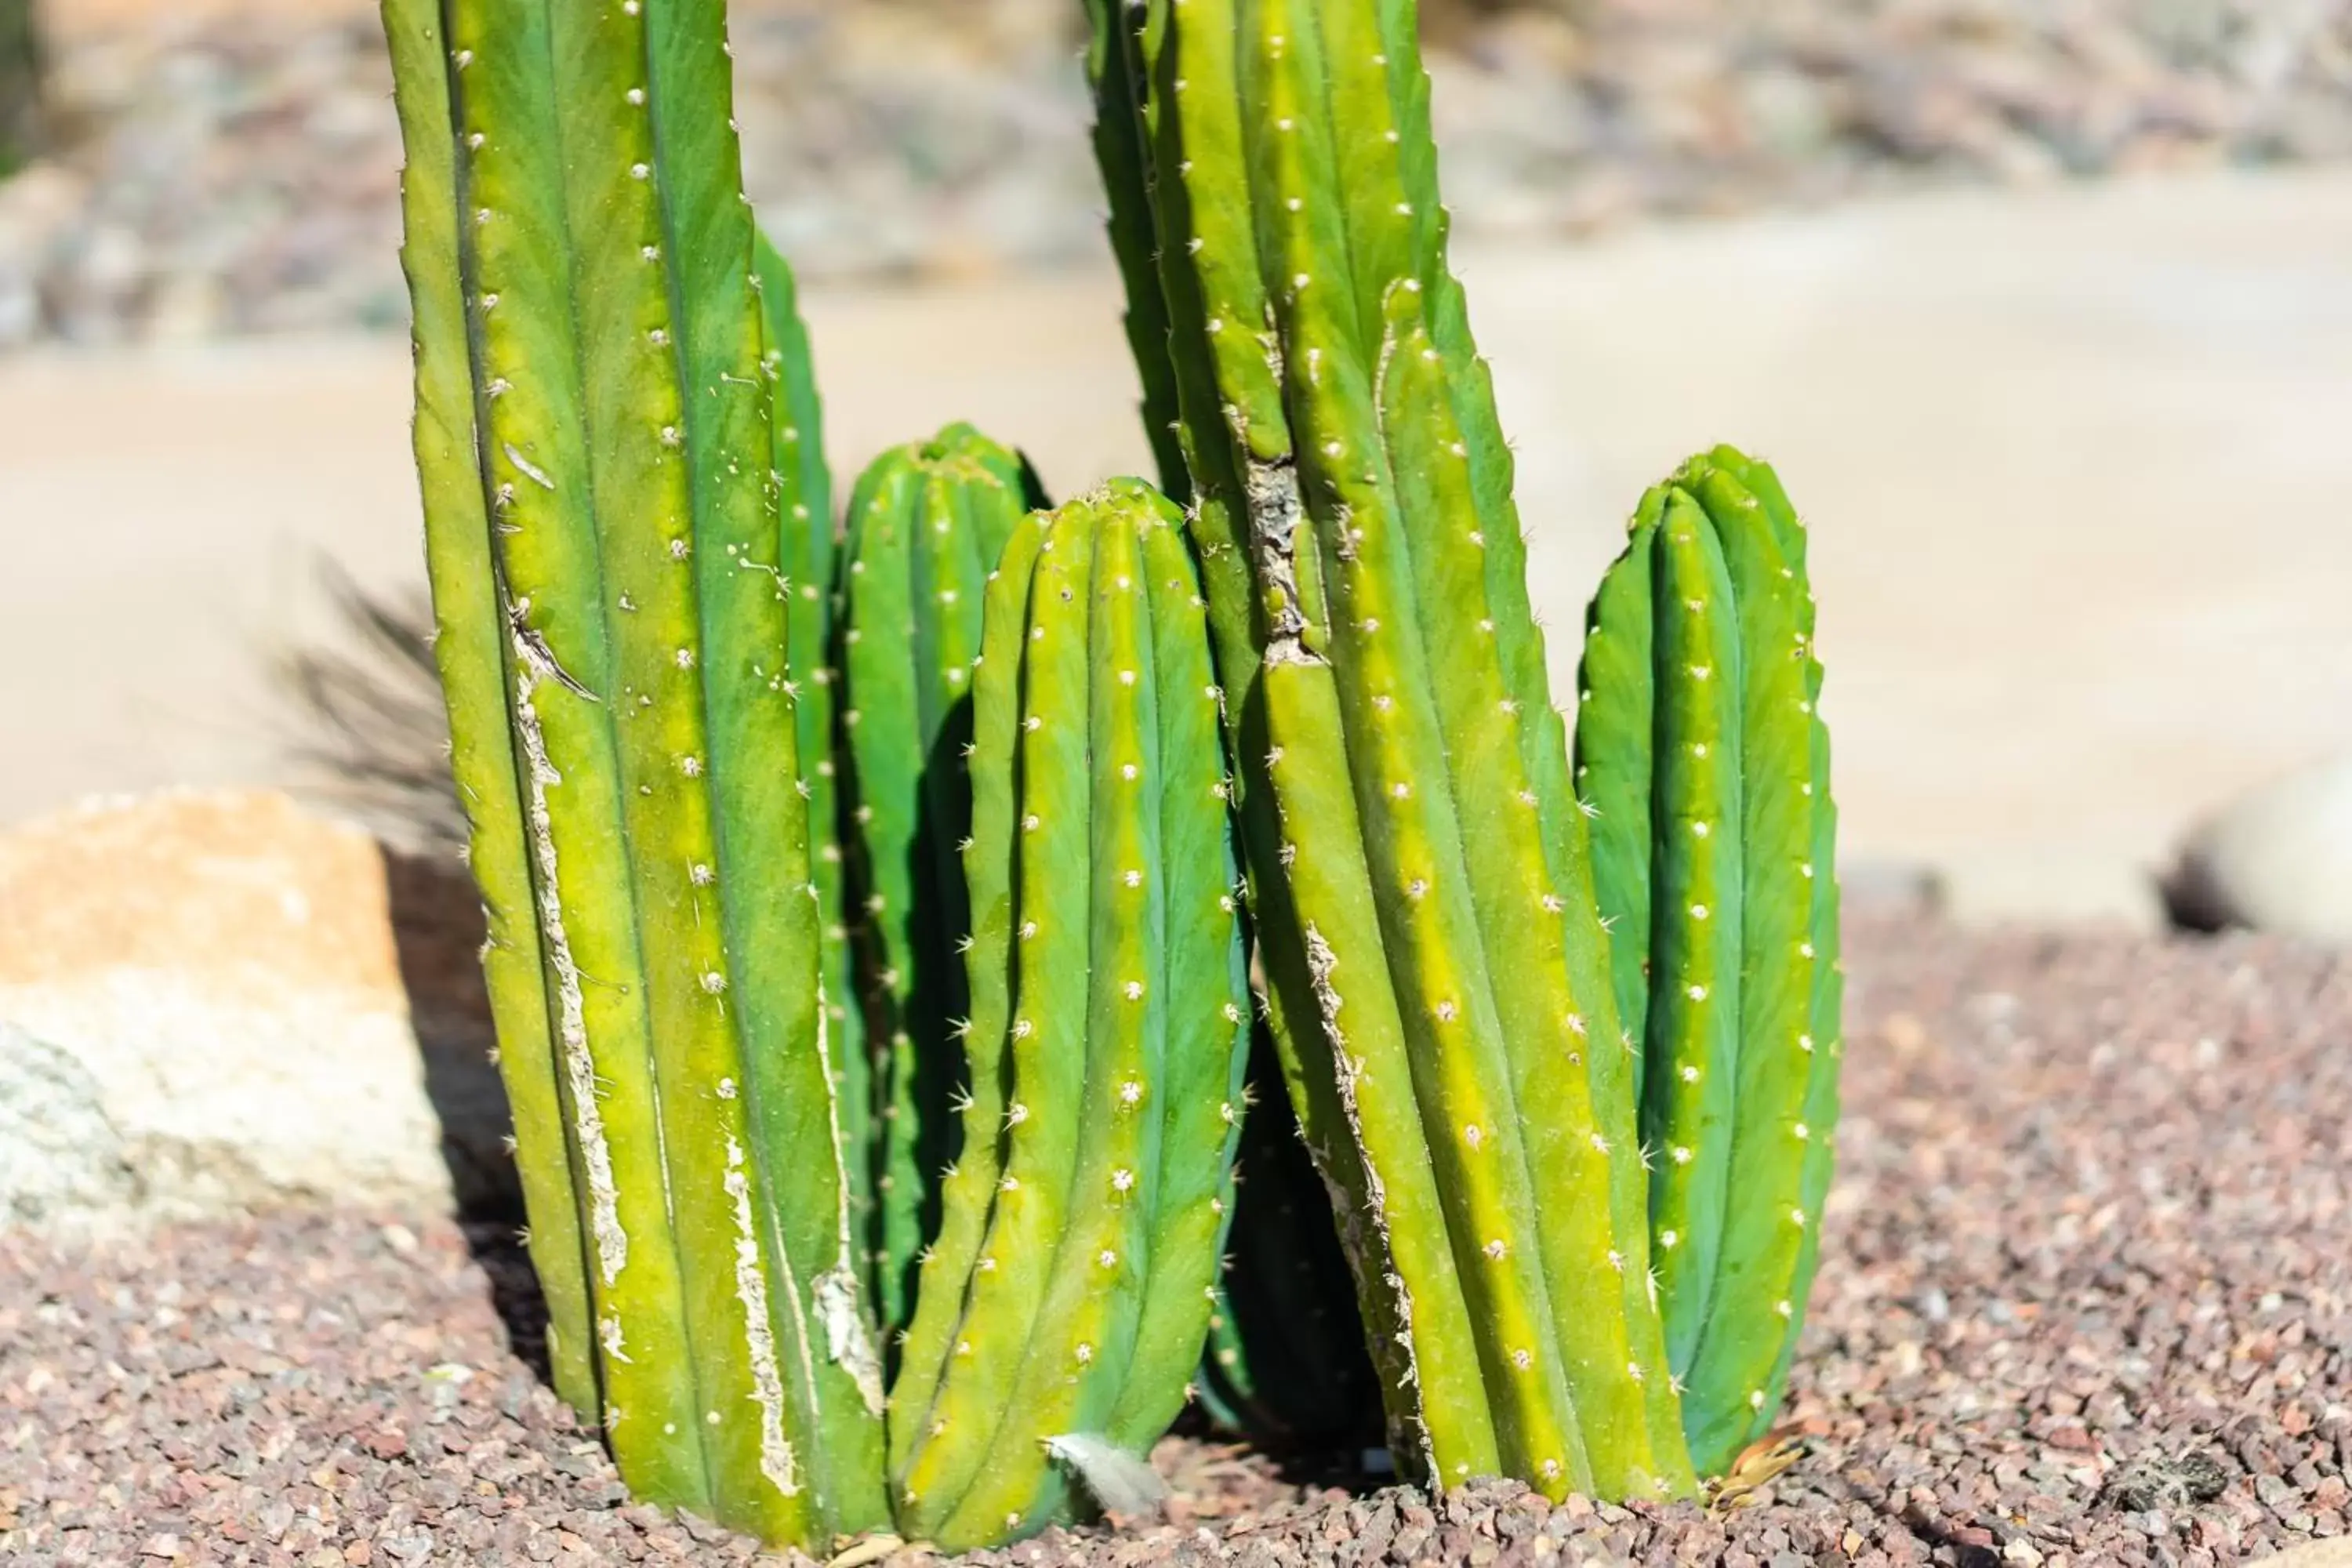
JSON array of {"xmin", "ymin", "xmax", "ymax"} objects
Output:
[{"xmin": 3, "ymin": 914, "xmax": 2347, "ymax": 1566}]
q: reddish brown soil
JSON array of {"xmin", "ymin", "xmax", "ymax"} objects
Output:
[{"xmin": 4, "ymin": 914, "xmax": 2347, "ymax": 1566}]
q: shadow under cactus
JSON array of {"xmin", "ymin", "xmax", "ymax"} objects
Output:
[{"xmin": 275, "ymin": 568, "xmax": 566, "ymax": 1388}]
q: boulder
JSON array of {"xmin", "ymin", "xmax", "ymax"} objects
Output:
[
  {"xmin": 0, "ymin": 789, "xmax": 510, "ymax": 1231},
  {"xmin": 2253, "ymin": 1544, "xmax": 2352, "ymax": 1567},
  {"xmin": 2161, "ymin": 753, "xmax": 2352, "ymax": 942}
]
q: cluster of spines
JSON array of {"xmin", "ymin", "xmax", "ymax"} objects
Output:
[
  {"xmin": 835, "ymin": 424, "xmax": 1036, "ymax": 1335},
  {"xmin": 884, "ymin": 481, "xmax": 1250, "ymax": 1552},
  {"xmin": 1083, "ymin": 0, "xmax": 1691, "ymax": 1500},
  {"xmin": 383, "ymin": 0, "xmax": 884, "ymax": 1542},
  {"xmin": 1573, "ymin": 446, "xmax": 1843, "ymax": 1477}
]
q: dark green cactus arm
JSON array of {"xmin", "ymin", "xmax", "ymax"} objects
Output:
[
  {"xmin": 756, "ymin": 231, "xmax": 868, "ymax": 1247},
  {"xmin": 1768, "ymin": 723, "xmax": 1841, "ymax": 1441},
  {"xmin": 756, "ymin": 234, "xmax": 833, "ymax": 550},
  {"xmin": 1575, "ymin": 489, "xmax": 1666, "ymax": 1092},
  {"xmin": 840, "ymin": 455, "xmax": 928, "ymax": 1325},
  {"xmin": 885, "ymin": 518, "xmax": 1049, "ymax": 1483},
  {"xmin": 838, "ymin": 426, "xmax": 1030, "ymax": 1334},
  {"xmin": 1573, "ymin": 450, "xmax": 1842, "ymax": 1480},
  {"xmin": 1196, "ymin": 1024, "xmax": 1381, "ymax": 1447},
  {"xmin": 382, "ymin": 0, "xmax": 596, "ymax": 1418}
]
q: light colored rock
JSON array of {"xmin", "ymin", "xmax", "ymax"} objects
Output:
[
  {"xmin": 2163, "ymin": 753, "xmax": 2352, "ymax": 941},
  {"xmin": 0, "ymin": 788, "xmax": 506, "ymax": 1229},
  {"xmin": 0, "ymin": 1022, "xmax": 139, "ymax": 1225},
  {"xmin": 2253, "ymin": 1542, "xmax": 2352, "ymax": 1566}
]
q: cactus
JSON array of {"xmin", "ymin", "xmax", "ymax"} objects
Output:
[
  {"xmin": 886, "ymin": 481, "xmax": 1250, "ymax": 1551},
  {"xmin": 1572, "ymin": 447, "xmax": 1843, "ymax": 1479},
  {"xmin": 382, "ymin": 0, "xmax": 884, "ymax": 1543},
  {"xmin": 389, "ymin": 0, "xmax": 1850, "ymax": 1543},
  {"xmin": 836, "ymin": 424, "xmax": 1039, "ymax": 1335},
  {"xmin": 1083, "ymin": 0, "xmax": 1692, "ymax": 1501}
]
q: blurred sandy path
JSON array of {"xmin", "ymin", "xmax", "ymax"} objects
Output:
[{"xmin": 8, "ymin": 169, "xmax": 2351, "ymax": 924}]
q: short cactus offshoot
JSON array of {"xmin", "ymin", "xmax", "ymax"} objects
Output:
[
  {"xmin": 836, "ymin": 424, "xmax": 1038, "ymax": 1336},
  {"xmin": 887, "ymin": 481, "xmax": 1250, "ymax": 1552},
  {"xmin": 1573, "ymin": 447, "xmax": 1844, "ymax": 1479},
  {"xmin": 384, "ymin": 0, "xmax": 883, "ymax": 1543}
]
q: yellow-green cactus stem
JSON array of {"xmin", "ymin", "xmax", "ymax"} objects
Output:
[
  {"xmin": 1083, "ymin": 0, "xmax": 1691, "ymax": 1501},
  {"xmin": 383, "ymin": 0, "xmax": 885, "ymax": 1541},
  {"xmin": 837, "ymin": 424, "xmax": 1034, "ymax": 1335},
  {"xmin": 1573, "ymin": 447, "xmax": 1843, "ymax": 1478},
  {"xmin": 887, "ymin": 481, "xmax": 1250, "ymax": 1552}
]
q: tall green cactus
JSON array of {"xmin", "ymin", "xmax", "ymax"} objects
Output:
[
  {"xmin": 836, "ymin": 424, "xmax": 1037, "ymax": 1335},
  {"xmin": 1083, "ymin": 0, "xmax": 1690, "ymax": 1501},
  {"xmin": 1573, "ymin": 448, "xmax": 1843, "ymax": 1479},
  {"xmin": 383, "ymin": 0, "xmax": 884, "ymax": 1542},
  {"xmin": 887, "ymin": 481, "xmax": 1250, "ymax": 1552}
]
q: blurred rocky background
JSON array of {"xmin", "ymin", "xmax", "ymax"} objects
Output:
[{"xmin": 5, "ymin": 0, "xmax": 2352, "ymax": 348}]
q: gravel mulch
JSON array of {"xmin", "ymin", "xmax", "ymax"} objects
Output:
[
  {"xmin": 6, "ymin": 0, "xmax": 2352, "ymax": 345},
  {"xmin": 3, "ymin": 913, "xmax": 2349, "ymax": 1565}
]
